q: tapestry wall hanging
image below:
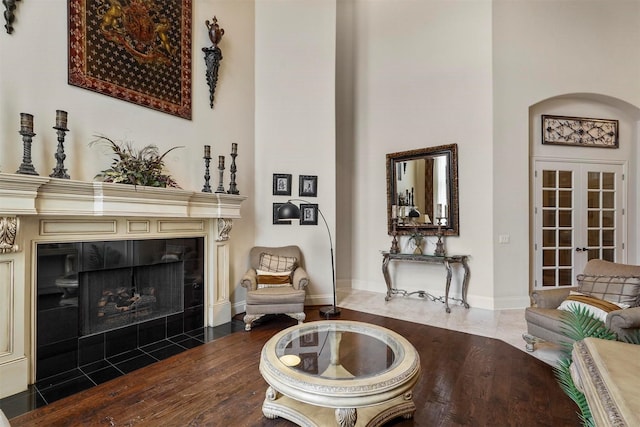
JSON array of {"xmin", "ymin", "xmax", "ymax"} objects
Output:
[
  {"xmin": 542, "ymin": 115, "xmax": 618, "ymax": 148},
  {"xmin": 69, "ymin": 0, "xmax": 193, "ymax": 120}
]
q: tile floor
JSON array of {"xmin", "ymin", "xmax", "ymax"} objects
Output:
[{"xmin": 337, "ymin": 288, "xmax": 564, "ymax": 366}]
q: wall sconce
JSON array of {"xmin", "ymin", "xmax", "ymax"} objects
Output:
[
  {"xmin": 203, "ymin": 16, "xmax": 224, "ymax": 109},
  {"xmin": 3, "ymin": 0, "xmax": 20, "ymax": 34}
]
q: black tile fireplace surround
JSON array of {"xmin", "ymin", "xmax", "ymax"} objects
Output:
[{"xmin": 35, "ymin": 237, "xmax": 205, "ymax": 382}]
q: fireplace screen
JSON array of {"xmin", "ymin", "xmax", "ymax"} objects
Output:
[{"xmin": 80, "ymin": 261, "xmax": 184, "ymax": 336}]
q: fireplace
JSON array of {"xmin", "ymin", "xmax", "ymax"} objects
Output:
[{"xmin": 36, "ymin": 237, "xmax": 203, "ymax": 381}]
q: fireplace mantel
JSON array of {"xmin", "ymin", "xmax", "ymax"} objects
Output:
[
  {"xmin": 0, "ymin": 172, "xmax": 247, "ymax": 399},
  {"xmin": 0, "ymin": 173, "xmax": 245, "ymax": 218}
]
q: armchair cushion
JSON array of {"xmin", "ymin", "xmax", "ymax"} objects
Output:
[
  {"xmin": 256, "ymin": 269, "xmax": 292, "ymax": 289},
  {"xmin": 577, "ymin": 274, "xmax": 640, "ymax": 307},
  {"xmin": 259, "ymin": 253, "xmax": 297, "ymax": 272}
]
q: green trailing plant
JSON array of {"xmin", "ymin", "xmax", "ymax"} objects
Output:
[{"xmin": 90, "ymin": 135, "xmax": 183, "ymax": 188}]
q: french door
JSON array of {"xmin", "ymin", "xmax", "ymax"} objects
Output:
[{"xmin": 533, "ymin": 160, "xmax": 626, "ymax": 289}]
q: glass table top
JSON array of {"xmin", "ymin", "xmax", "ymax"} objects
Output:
[{"xmin": 274, "ymin": 321, "xmax": 405, "ymax": 380}]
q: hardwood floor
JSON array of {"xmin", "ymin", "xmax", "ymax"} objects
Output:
[{"xmin": 9, "ymin": 307, "xmax": 579, "ymax": 427}]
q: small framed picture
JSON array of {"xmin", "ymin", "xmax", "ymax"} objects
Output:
[
  {"xmin": 300, "ymin": 331, "xmax": 318, "ymax": 347},
  {"xmin": 300, "ymin": 204, "xmax": 318, "ymax": 225},
  {"xmin": 299, "ymin": 352, "xmax": 319, "ymax": 374},
  {"xmin": 273, "ymin": 173, "xmax": 292, "ymax": 196},
  {"xmin": 273, "ymin": 203, "xmax": 291, "ymax": 225},
  {"xmin": 299, "ymin": 175, "xmax": 318, "ymax": 197}
]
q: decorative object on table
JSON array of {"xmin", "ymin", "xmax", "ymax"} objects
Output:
[
  {"xmin": 434, "ymin": 217, "xmax": 446, "ymax": 257},
  {"xmin": 68, "ymin": 0, "xmax": 193, "ymax": 119},
  {"xmin": 542, "ymin": 115, "xmax": 618, "ymax": 148},
  {"xmin": 273, "ymin": 173, "xmax": 292, "ymax": 196},
  {"xmin": 203, "ymin": 16, "xmax": 224, "ymax": 109},
  {"xmin": 272, "ymin": 203, "xmax": 291, "ymax": 225},
  {"xmin": 299, "ymin": 175, "xmax": 318, "ymax": 197},
  {"xmin": 201, "ymin": 145, "xmax": 212, "ymax": 192},
  {"xmin": 227, "ymin": 143, "xmax": 239, "ymax": 194},
  {"xmin": 299, "ymin": 204, "xmax": 318, "ymax": 225},
  {"xmin": 408, "ymin": 228, "xmax": 424, "ymax": 255},
  {"xmin": 16, "ymin": 113, "xmax": 38, "ymax": 175},
  {"xmin": 90, "ymin": 135, "xmax": 182, "ymax": 188},
  {"xmin": 277, "ymin": 199, "xmax": 340, "ymax": 317},
  {"xmin": 215, "ymin": 155, "xmax": 225, "ymax": 193},
  {"xmin": 50, "ymin": 110, "xmax": 70, "ymax": 179},
  {"xmin": 389, "ymin": 217, "xmax": 400, "ymax": 254},
  {"xmin": 3, "ymin": 0, "xmax": 20, "ymax": 34}
]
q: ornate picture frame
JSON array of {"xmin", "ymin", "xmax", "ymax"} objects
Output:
[
  {"xmin": 299, "ymin": 175, "xmax": 318, "ymax": 197},
  {"xmin": 300, "ymin": 204, "xmax": 318, "ymax": 226},
  {"xmin": 542, "ymin": 115, "xmax": 618, "ymax": 148},
  {"xmin": 68, "ymin": 0, "xmax": 193, "ymax": 120},
  {"xmin": 273, "ymin": 174, "xmax": 292, "ymax": 196}
]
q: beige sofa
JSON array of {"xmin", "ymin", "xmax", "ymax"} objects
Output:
[{"xmin": 524, "ymin": 259, "xmax": 640, "ymax": 351}]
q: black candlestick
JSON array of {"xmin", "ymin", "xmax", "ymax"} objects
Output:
[
  {"xmin": 50, "ymin": 121, "xmax": 70, "ymax": 179},
  {"xmin": 215, "ymin": 155, "xmax": 225, "ymax": 193},
  {"xmin": 227, "ymin": 143, "xmax": 239, "ymax": 194},
  {"xmin": 16, "ymin": 113, "xmax": 38, "ymax": 175},
  {"xmin": 202, "ymin": 156, "xmax": 212, "ymax": 193}
]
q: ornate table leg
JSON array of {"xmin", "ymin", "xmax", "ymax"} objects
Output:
[
  {"xmin": 335, "ymin": 408, "xmax": 357, "ymax": 427},
  {"xmin": 381, "ymin": 253, "xmax": 392, "ymax": 301},
  {"xmin": 444, "ymin": 260, "xmax": 453, "ymax": 313},
  {"xmin": 461, "ymin": 256, "xmax": 470, "ymax": 308},
  {"xmin": 262, "ymin": 386, "xmax": 280, "ymax": 419}
]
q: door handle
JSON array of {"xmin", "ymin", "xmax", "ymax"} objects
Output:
[{"xmin": 575, "ymin": 247, "xmax": 588, "ymax": 252}]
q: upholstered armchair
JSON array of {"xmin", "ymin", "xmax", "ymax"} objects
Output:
[
  {"xmin": 524, "ymin": 259, "xmax": 640, "ymax": 351},
  {"xmin": 241, "ymin": 245, "xmax": 309, "ymax": 331}
]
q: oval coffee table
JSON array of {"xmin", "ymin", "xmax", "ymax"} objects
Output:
[{"xmin": 259, "ymin": 320, "xmax": 421, "ymax": 427}]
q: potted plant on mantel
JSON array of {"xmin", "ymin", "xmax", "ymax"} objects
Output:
[{"xmin": 90, "ymin": 135, "xmax": 183, "ymax": 188}]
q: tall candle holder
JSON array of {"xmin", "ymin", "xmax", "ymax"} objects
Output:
[
  {"xmin": 202, "ymin": 145, "xmax": 212, "ymax": 193},
  {"xmin": 50, "ymin": 110, "xmax": 70, "ymax": 179},
  {"xmin": 434, "ymin": 217, "xmax": 446, "ymax": 257},
  {"xmin": 227, "ymin": 143, "xmax": 239, "ymax": 194},
  {"xmin": 215, "ymin": 155, "xmax": 226, "ymax": 193},
  {"xmin": 390, "ymin": 217, "xmax": 400, "ymax": 254},
  {"xmin": 16, "ymin": 113, "xmax": 38, "ymax": 175}
]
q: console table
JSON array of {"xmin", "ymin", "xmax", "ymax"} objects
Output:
[{"xmin": 381, "ymin": 251, "xmax": 470, "ymax": 313}]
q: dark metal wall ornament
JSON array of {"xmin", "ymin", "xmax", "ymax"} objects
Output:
[
  {"xmin": 203, "ymin": 16, "xmax": 224, "ymax": 109},
  {"xmin": 3, "ymin": 0, "xmax": 20, "ymax": 34},
  {"xmin": 68, "ymin": 0, "xmax": 193, "ymax": 120},
  {"xmin": 16, "ymin": 113, "xmax": 38, "ymax": 175},
  {"xmin": 50, "ymin": 110, "xmax": 70, "ymax": 179},
  {"xmin": 542, "ymin": 115, "xmax": 619, "ymax": 148}
]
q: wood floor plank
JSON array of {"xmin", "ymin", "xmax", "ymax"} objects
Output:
[{"xmin": 9, "ymin": 308, "xmax": 579, "ymax": 426}]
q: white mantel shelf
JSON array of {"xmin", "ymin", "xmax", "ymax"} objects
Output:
[{"xmin": 0, "ymin": 173, "xmax": 247, "ymax": 218}]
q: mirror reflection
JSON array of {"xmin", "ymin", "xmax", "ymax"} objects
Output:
[{"xmin": 386, "ymin": 144, "xmax": 459, "ymax": 236}]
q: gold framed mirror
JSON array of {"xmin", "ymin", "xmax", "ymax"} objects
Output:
[{"xmin": 386, "ymin": 144, "xmax": 459, "ymax": 236}]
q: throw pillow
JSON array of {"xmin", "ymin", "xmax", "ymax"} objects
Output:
[
  {"xmin": 259, "ymin": 253, "xmax": 297, "ymax": 272},
  {"xmin": 577, "ymin": 274, "xmax": 640, "ymax": 307},
  {"xmin": 256, "ymin": 269, "xmax": 292, "ymax": 289},
  {"xmin": 557, "ymin": 291, "xmax": 629, "ymax": 322}
]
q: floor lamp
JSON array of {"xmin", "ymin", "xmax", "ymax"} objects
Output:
[{"xmin": 277, "ymin": 200, "xmax": 340, "ymax": 317}]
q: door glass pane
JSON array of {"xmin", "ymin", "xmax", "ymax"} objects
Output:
[
  {"xmin": 558, "ymin": 230, "xmax": 572, "ymax": 247},
  {"xmin": 588, "ymin": 249, "xmax": 600, "ymax": 260},
  {"xmin": 602, "ymin": 192, "xmax": 614, "ymax": 209},
  {"xmin": 588, "ymin": 230, "xmax": 600, "ymax": 246},
  {"xmin": 602, "ymin": 249, "xmax": 614, "ymax": 262},
  {"xmin": 587, "ymin": 211, "xmax": 599, "ymax": 227},
  {"xmin": 558, "ymin": 269, "xmax": 572, "ymax": 286},
  {"xmin": 543, "ymin": 190, "xmax": 556, "ymax": 207},
  {"xmin": 558, "ymin": 190, "xmax": 571, "ymax": 208},
  {"xmin": 587, "ymin": 172, "xmax": 600, "ymax": 189},
  {"xmin": 602, "ymin": 230, "xmax": 614, "ymax": 246},
  {"xmin": 588, "ymin": 191, "xmax": 599, "ymax": 208},
  {"xmin": 558, "ymin": 171, "xmax": 572, "ymax": 188},
  {"xmin": 543, "ymin": 230, "xmax": 556, "ymax": 246},
  {"xmin": 543, "ymin": 250, "xmax": 555, "ymax": 266},
  {"xmin": 543, "ymin": 210, "xmax": 556, "ymax": 227},
  {"xmin": 543, "ymin": 170, "xmax": 555, "ymax": 188},
  {"xmin": 559, "ymin": 250, "xmax": 572, "ymax": 266},
  {"xmin": 602, "ymin": 172, "xmax": 614, "ymax": 190},
  {"xmin": 558, "ymin": 210, "xmax": 572, "ymax": 227},
  {"xmin": 542, "ymin": 270, "xmax": 555, "ymax": 287},
  {"xmin": 602, "ymin": 210, "xmax": 614, "ymax": 227}
]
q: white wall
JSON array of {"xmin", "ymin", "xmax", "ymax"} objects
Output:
[
  {"xmin": 0, "ymin": 0, "xmax": 256, "ymax": 308},
  {"xmin": 254, "ymin": 0, "xmax": 337, "ymax": 305},
  {"xmin": 337, "ymin": 0, "xmax": 495, "ymax": 307},
  {"xmin": 493, "ymin": 0, "xmax": 640, "ymax": 307}
]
